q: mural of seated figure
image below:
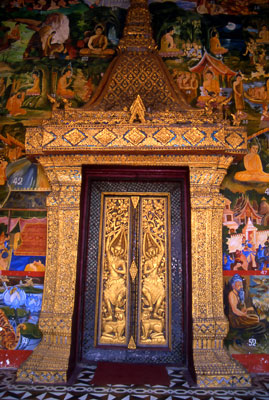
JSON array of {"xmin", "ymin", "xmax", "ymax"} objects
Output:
[
  {"xmin": 79, "ymin": 24, "xmax": 115, "ymax": 57},
  {"xmin": 234, "ymin": 142, "xmax": 269, "ymax": 183},
  {"xmin": 228, "ymin": 274, "xmax": 260, "ymax": 330},
  {"xmin": 197, "ymin": 69, "xmax": 226, "ymax": 107}
]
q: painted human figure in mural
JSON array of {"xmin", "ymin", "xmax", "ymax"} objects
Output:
[
  {"xmin": 103, "ymin": 228, "xmax": 127, "ymax": 321},
  {"xmin": 142, "ymin": 230, "xmax": 165, "ymax": 319},
  {"xmin": 241, "ymin": 240, "xmax": 257, "ymax": 270},
  {"xmin": 202, "ymin": 70, "xmax": 220, "ymax": 97},
  {"xmin": 160, "ymin": 27, "xmax": 180, "ymax": 53},
  {"xmin": 209, "ymin": 31, "xmax": 228, "ymax": 57},
  {"xmin": 228, "ymin": 274, "xmax": 260, "ymax": 329},
  {"xmin": 243, "ymin": 38, "xmax": 258, "ymax": 65},
  {"xmin": 196, "ymin": 0, "xmax": 225, "ymax": 15},
  {"xmin": 257, "ymin": 25, "xmax": 269, "ymax": 44},
  {"xmin": 197, "ymin": 69, "xmax": 226, "ymax": 106},
  {"xmin": 256, "ymin": 244, "xmax": 269, "ymax": 271},
  {"xmin": 177, "ymin": 72, "xmax": 198, "ymax": 103},
  {"xmin": 232, "ymin": 249, "xmax": 249, "ymax": 271},
  {"xmin": 234, "ymin": 141, "xmax": 269, "ymax": 183},
  {"xmin": 23, "ymin": 13, "xmax": 69, "ymax": 59},
  {"xmin": 26, "ymin": 71, "xmax": 41, "ymax": 96},
  {"xmin": 232, "ymin": 73, "xmax": 246, "ymax": 120},
  {"xmin": 56, "ymin": 67, "xmax": 74, "ymax": 99},
  {"xmin": 80, "ymin": 24, "xmax": 114, "ymax": 57},
  {"xmin": 5, "ymin": 80, "xmax": 26, "ymax": 116},
  {"xmin": 8, "ymin": 22, "xmax": 20, "ymax": 42}
]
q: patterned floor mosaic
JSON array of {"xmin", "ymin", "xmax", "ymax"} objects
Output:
[{"xmin": 0, "ymin": 365, "xmax": 268, "ymax": 400}]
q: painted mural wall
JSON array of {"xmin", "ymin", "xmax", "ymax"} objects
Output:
[{"xmin": 0, "ymin": 0, "xmax": 268, "ymax": 372}]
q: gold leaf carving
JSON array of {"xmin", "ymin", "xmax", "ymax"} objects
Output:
[
  {"xmin": 130, "ymin": 260, "xmax": 138, "ymax": 281},
  {"xmin": 128, "ymin": 336, "xmax": 136, "ymax": 349},
  {"xmin": 94, "ymin": 128, "xmax": 117, "ymax": 146},
  {"xmin": 63, "ymin": 128, "xmax": 86, "ymax": 146},
  {"xmin": 184, "ymin": 128, "xmax": 205, "ymax": 146},
  {"xmin": 226, "ymin": 132, "xmax": 243, "ymax": 148},
  {"xmin": 154, "ymin": 128, "xmax": 174, "ymax": 145},
  {"xmin": 43, "ymin": 129, "xmax": 56, "ymax": 147},
  {"xmin": 214, "ymin": 127, "xmax": 225, "ymax": 145},
  {"xmin": 129, "ymin": 95, "xmax": 146, "ymax": 124},
  {"xmin": 124, "ymin": 128, "xmax": 146, "ymax": 145},
  {"xmin": 131, "ymin": 196, "xmax": 139, "ymax": 208}
]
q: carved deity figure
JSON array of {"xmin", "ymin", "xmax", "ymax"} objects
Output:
[
  {"xmin": 103, "ymin": 228, "xmax": 127, "ymax": 321},
  {"xmin": 142, "ymin": 230, "xmax": 165, "ymax": 319}
]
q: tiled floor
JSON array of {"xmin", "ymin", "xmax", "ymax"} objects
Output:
[{"xmin": 0, "ymin": 366, "xmax": 268, "ymax": 400}]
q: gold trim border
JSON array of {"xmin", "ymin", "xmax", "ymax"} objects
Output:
[{"xmin": 16, "ymin": 125, "xmax": 250, "ymax": 387}]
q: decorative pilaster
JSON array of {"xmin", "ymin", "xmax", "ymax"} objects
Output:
[
  {"xmin": 190, "ymin": 162, "xmax": 251, "ymax": 387},
  {"xmin": 17, "ymin": 162, "xmax": 82, "ymax": 383}
]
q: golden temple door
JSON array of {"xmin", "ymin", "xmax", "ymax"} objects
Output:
[
  {"xmin": 78, "ymin": 168, "xmax": 189, "ymax": 366},
  {"xmin": 96, "ymin": 192, "xmax": 171, "ymax": 350}
]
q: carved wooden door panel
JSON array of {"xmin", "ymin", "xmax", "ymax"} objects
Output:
[
  {"xmin": 80, "ymin": 176, "xmax": 187, "ymax": 365},
  {"xmin": 96, "ymin": 193, "xmax": 170, "ymax": 350}
]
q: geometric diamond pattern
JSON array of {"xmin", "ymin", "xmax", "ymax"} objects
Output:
[
  {"xmin": 226, "ymin": 131, "xmax": 244, "ymax": 148},
  {"xmin": 124, "ymin": 128, "xmax": 146, "ymax": 145},
  {"xmin": 43, "ymin": 129, "xmax": 56, "ymax": 147},
  {"xmin": 63, "ymin": 128, "xmax": 87, "ymax": 146},
  {"xmin": 154, "ymin": 127, "xmax": 175, "ymax": 145},
  {"xmin": 0, "ymin": 366, "xmax": 268, "ymax": 400},
  {"xmin": 213, "ymin": 127, "xmax": 225, "ymax": 145},
  {"xmin": 183, "ymin": 127, "xmax": 205, "ymax": 146},
  {"xmin": 94, "ymin": 128, "xmax": 117, "ymax": 146}
]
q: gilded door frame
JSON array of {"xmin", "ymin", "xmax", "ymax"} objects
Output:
[
  {"xmin": 16, "ymin": 111, "xmax": 251, "ymax": 387},
  {"xmin": 72, "ymin": 166, "xmax": 191, "ymax": 368}
]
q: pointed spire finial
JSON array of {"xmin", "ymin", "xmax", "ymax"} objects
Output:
[{"xmin": 118, "ymin": 0, "xmax": 156, "ymax": 52}]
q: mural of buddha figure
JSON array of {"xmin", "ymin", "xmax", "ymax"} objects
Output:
[
  {"xmin": 257, "ymin": 25, "xmax": 269, "ymax": 44},
  {"xmin": 197, "ymin": 69, "xmax": 226, "ymax": 106},
  {"xmin": 234, "ymin": 142, "xmax": 269, "ymax": 183},
  {"xmin": 210, "ymin": 31, "xmax": 228, "ymax": 56},
  {"xmin": 80, "ymin": 24, "xmax": 114, "ymax": 57},
  {"xmin": 159, "ymin": 27, "xmax": 181, "ymax": 53}
]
